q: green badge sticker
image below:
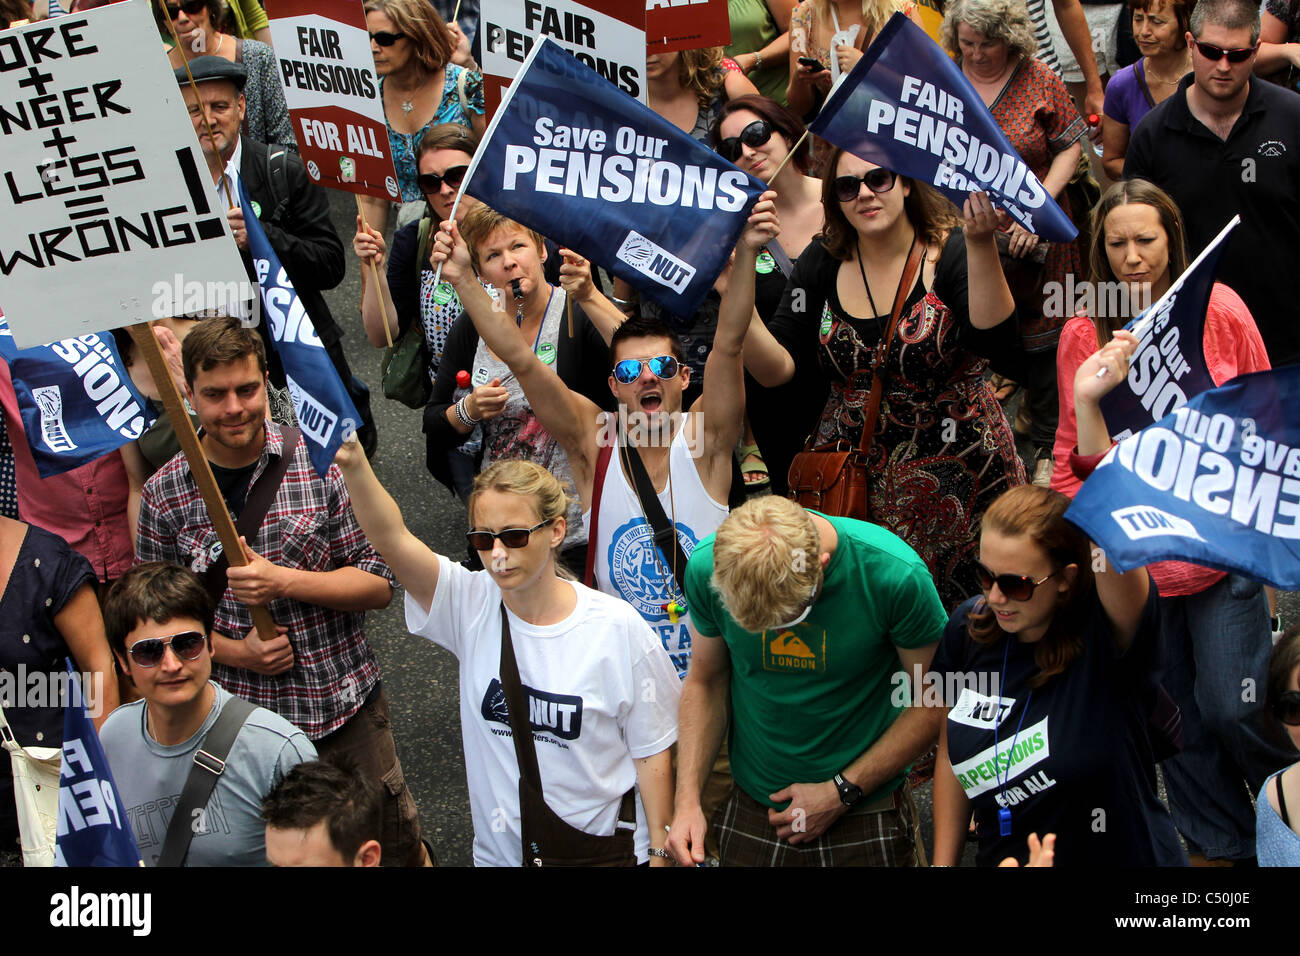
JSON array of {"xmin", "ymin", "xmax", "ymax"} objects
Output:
[
  {"xmin": 819, "ymin": 314, "xmax": 833, "ymax": 337},
  {"xmin": 536, "ymin": 342, "xmax": 557, "ymax": 365},
  {"xmin": 433, "ymin": 283, "xmax": 456, "ymax": 306},
  {"xmin": 250, "ymin": 200, "xmax": 262, "ymax": 219},
  {"xmin": 755, "ymin": 251, "xmax": 775, "ymax": 274}
]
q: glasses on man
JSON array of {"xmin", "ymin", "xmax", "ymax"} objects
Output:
[
  {"xmin": 612, "ymin": 355, "xmax": 680, "ymax": 385},
  {"xmin": 1191, "ymin": 38, "xmax": 1257, "ymax": 63},
  {"xmin": 832, "ymin": 168, "xmax": 898, "ymax": 202},
  {"xmin": 417, "ymin": 165, "xmax": 468, "ymax": 194},
  {"xmin": 975, "ymin": 563, "xmax": 1058, "ymax": 602},
  {"xmin": 465, "ymin": 519, "xmax": 555, "ymax": 552},
  {"xmin": 369, "ymin": 30, "xmax": 407, "ymax": 46},
  {"xmin": 717, "ymin": 120, "xmax": 773, "ymax": 163},
  {"xmin": 127, "ymin": 631, "xmax": 207, "ymax": 668},
  {"xmin": 165, "ymin": 0, "xmax": 207, "ymax": 17},
  {"xmin": 1272, "ymin": 690, "xmax": 1300, "ymax": 727}
]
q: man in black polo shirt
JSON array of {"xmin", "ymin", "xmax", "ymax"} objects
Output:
[{"xmin": 1125, "ymin": 0, "xmax": 1300, "ymax": 368}]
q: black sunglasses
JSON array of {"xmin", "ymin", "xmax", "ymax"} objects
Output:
[
  {"xmin": 1273, "ymin": 690, "xmax": 1300, "ymax": 727},
  {"xmin": 466, "ymin": 518, "xmax": 555, "ymax": 552},
  {"xmin": 417, "ymin": 165, "xmax": 468, "ymax": 194},
  {"xmin": 127, "ymin": 630, "xmax": 207, "ymax": 668},
  {"xmin": 975, "ymin": 562, "xmax": 1058, "ymax": 602},
  {"xmin": 612, "ymin": 355, "xmax": 680, "ymax": 385},
  {"xmin": 717, "ymin": 120, "xmax": 773, "ymax": 163},
  {"xmin": 165, "ymin": 0, "xmax": 208, "ymax": 17},
  {"xmin": 369, "ymin": 30, "xmax": 408, "ymax": 46},
  {"xmin": 1191, "ymin": 38, "xmax": 1257, "ymax": 63},
  {"xmin": 833, "ymin": 168, "xmax": 897, "ymax": 202}
]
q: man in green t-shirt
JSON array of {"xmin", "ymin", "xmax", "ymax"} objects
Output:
[{"xmin": 667, "ymin": 496, "xmax": 947, "ymax": 866}]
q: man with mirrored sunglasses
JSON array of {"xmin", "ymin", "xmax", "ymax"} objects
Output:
[
  {"xmin": 1126, "ymin": 0, "xmax": 1300, "ymax": 368},
  {"xmin": 100, "ymin": 563, "xmax": 317, "ymax": 867}
]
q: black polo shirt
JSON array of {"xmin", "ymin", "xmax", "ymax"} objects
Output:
[{"xmin": 1125, "ymin": 75, "xmax": 1300, "ymax": 367}]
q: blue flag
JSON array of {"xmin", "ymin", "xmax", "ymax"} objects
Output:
[
  {"xmin": 461, "ymin": 36, "xmax": 766, "ymax": 319},
  {"xmin": 1097, "ymin": 218, "xmax": 1235, "ymax": 439},
  {"xmin": 809, "ymin": 13, "xmax": 1077, "ymax": 244},
  {"xmin": 1066, "ymin": 364, "xmax": 1300, "ymax": 588},
  {"xmin": 238, "ymin": 178, "xmax": 359, "ymax": 478},
  {"xmin": 0, "ymin": 315, "xmax": 157, "ymax": 479},
  {"xmin": 55, "ymin": 664, "xmax": 141, "ymax": 867}
]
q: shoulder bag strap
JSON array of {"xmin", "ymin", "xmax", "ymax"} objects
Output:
[
  {"xmin": 766, "ymin": 239, "xmax": 794, "ymax": 278},
  {"xmin": 200, "ymin": 427, "xmax": 302, "ymax": 608},
  {"xmin": 156, "ymin": 694, "xmax": 258, "ymax": 867},
  {"xmin": 622, "ymin": 437, "xmax": 690, "ymax": 597},
  {"xmin": 856, "ymin": 238, "xmax": 924, "ymax": 458},
  {"xmin": 497, "ymin": 604, "xmax": 543, "ymax": 791},
  {"xmin": 583, "ymin": 440, "xmax": 614, "ymax": 589}
]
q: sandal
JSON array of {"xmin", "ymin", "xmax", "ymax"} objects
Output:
[
  {"xmin": 736, "ymin": 443, "xmax": 770, "ymax": 491},
  {"xmin": 989, "ymin": 373, "xmax": 1019, "ymax": 403}
]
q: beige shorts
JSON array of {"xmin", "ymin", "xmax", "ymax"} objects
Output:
[{"xmin": 1045, "ymin": 2, "xmax": 1124, "ymax": 82}]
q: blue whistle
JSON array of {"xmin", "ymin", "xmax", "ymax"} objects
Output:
[{"xmin": 998, "ymin": 807, "xmax": 1012, "ymax": 837}]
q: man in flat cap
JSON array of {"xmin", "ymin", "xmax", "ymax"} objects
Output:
[{"xmin": 175, "ymin": 55, "xmax": 377, "ymax": 457}]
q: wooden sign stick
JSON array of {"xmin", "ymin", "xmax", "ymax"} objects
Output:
[
  {"xmin": 356, "ymin": 195, "xmax": 394, "ymax": 348},
  {"xmin": 127, "ymin": 322, "xmax": 279, "ymax": 641}
]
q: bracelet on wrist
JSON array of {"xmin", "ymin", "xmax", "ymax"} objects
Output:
[
  {"xmin": 752, "ymin": 50, "xmax": 764, "ymax": 71},
  {"xmin": 454, "ymin": 396, "xmax": 480, "ymax": 428}
]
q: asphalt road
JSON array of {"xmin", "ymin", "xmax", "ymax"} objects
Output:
[{"xmin": 316, "ymin": 189, "xmax": 1298, "ymax": 868}]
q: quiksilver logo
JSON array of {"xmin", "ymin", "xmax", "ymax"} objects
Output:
[{"xmin": 616, "ymin": 231, "xmax": 695, "ymax": 294}]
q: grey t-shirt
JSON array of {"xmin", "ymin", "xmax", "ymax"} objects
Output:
[{"xmin": 100, "ymin": 682, "xmax": 317, "ymax": 867}]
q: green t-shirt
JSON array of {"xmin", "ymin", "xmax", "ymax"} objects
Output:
[
  {"xmin": 724, "ymin": 0, "xmax": 790, "ymax": 106},
  {"xmin": 685, "ymin": 513, "xmax": 947, "ymax": 809}
]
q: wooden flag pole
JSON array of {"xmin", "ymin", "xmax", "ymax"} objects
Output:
[
  {"xmin": 126, "ymin": 323, "xmax": 279, "ymax": 641},
  {"xmin": 765, "ymin": 130, "xmax": 809, "ymax": 185},
  {"xmin": 356, "ymin": 195, "xmax": 394, "ymax": 347}
]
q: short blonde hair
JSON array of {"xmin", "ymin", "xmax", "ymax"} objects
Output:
[
  {"xmin": 941, "ymin": 0, "xmax": 1039, "ymax": 60},
  {"xmin": 710, "ymin": 497, "xmax": 821, "ymax": 634},
  {"xmin": 458, "ymin": 204, "xmax": 545, "ymax": 275}
]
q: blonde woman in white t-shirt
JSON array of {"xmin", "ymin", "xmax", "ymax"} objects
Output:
[{"xmin": 333, "ymin": 443, "xmax": 681, "ymax": 866}]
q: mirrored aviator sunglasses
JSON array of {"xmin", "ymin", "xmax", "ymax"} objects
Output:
[
  {"xmin": 128, "ymin": 631, "xmax": 207, "ymax": 668},
  {"xmin": 1272, "ymin": 690, "xmax": 1300, "ymax": 727},
  {"xmin": 612, "ymin": 355, "xmax": 679, "ymax": 385},
  {"xmin": 833, "ymin": 168, "xmax": 897, "ymax": 202},
  {"xmin": 717, "ymin": 120, "xmax": 772, "ymax": 163},
  {"xmin": 417, "ymin": 165, "xmax": 468, "ymax": 194},
  {"xmin": 369, "ymin": 30, "xmax": 407, "ymax": 46}
]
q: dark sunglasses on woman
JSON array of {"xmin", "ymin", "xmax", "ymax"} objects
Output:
[
  {"xmin": 1273, "ymin": 690, "xmax": 1300, "ymax": 727},
  {"xmin": 127, "ymin": 631, "xmax": 207, "ymax": 668},
  {"xmin": 717, "ymin": 120, "xmax": 773, "ymax": 163},
  {"xmin": 612, "ymin": 355, "xmax": 680, "ymax": 385},
  {"xmin": 975, "ymin": 562, "xmax": 1058, "ymax": 602},
  {"xmin": 833, "ymin": 168, "xmax": 897, "ymax": 202},
  {"xmin": 369, "ymin": 30, "xmax": 407, "ymax": 46},
  {"xmin": 417, "ymin": 165, "xmax": 468, "ymax": 194},
  {"xmin": 465, "ymin": 519, "xmax": 555, "ymax": 552},
  {"xmin": 165, "ymin": 0, "xmax": 207, "ymax": 17},
  {"xmin": 1191, "ymin": 38, "xmax": 1257, "ymax": 63}
]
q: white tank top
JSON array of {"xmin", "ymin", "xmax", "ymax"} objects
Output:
[{"xmin": 583, "ymin": 417, "xmax": 729, "ymax": 679}]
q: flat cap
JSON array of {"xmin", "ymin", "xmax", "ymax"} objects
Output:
[{"xmin": 174, "ymin": 55, "xmax": 248, "ymax": 90}]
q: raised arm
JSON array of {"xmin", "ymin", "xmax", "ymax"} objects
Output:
[
  {"xmin": 433, "ymin": 221, "xmax": 603, "ymax": 490},
  {"xmin": 1073, "ymin": 329, "xmax": 1150, "ymax": 650},
  {"xmin": 962, "ymin": 192, "xmax": 1016, "ymax": 329},
  {"xmin": 700, "ymin": 192, "xmax": 780, "ymax": 468},
  {"xmin": 557, "ymin": 247, "xmax": 623, "ymax": 346},
  {"xmin": 330, "ymin": 436, "xmax": 441, "ymax": 612}
]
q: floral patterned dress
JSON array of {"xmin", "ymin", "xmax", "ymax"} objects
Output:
[
  {"xmin": 381, "ymin": 65, "xmax": 485, "ymax": 202},
  {"xmin": 769, "ymin": 232, "xmax": 1027, "ymax": 609},
  {"xmin": 986, "ymin": 56, "xmax": 1087, "ymax": 352}
]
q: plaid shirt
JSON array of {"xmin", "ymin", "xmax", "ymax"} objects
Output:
[{"xmin": 136, "ymin": 421, "xmax": 393, "ymax": 739}]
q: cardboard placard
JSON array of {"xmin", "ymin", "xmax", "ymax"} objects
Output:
[
  {"xmin": 266, "ymin": 0, "xmax": 401, "ymax": 201},
  {"xmin": 0, "ymin": 0, "xmax": 250, "ymax": 348},
  {"xmin": 645, "ymin": 0, "xmax": 730, "ymax": 55},
  {"xmin": 481, "ymin": 0, "xmax": 646, "ymax": 118}
]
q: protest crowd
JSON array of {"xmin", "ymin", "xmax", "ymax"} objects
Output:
[{"xmin": 3, "ymin": 0, "xmax": 1300, "ymax": 872}]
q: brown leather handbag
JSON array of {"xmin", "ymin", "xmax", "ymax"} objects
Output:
[
  {"xmin": 498, "ymin": 607, "xmax": 638, "ymax": 867},
  {"xmin": 787, "ymin": 239, "xmax": 924, "ymax": 519}
]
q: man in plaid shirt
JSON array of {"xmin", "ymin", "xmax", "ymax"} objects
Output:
[{"xmin": 137, "ymin": 317, "xmax": 428, "ymax": 866}]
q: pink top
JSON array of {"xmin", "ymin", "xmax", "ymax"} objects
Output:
[
  {"xmin": 1052, "ymin": 282, "xmax": 1271, "ymax": 597},
  {"xmin": 0, "ymin": 361, "xmax": 134, "ymax": 583}
]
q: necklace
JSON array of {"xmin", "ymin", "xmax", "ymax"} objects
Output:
[
  {"xmin": 1144, "ymin": 55, "xmax": 1189, "ymax": 86},
  {"xmin": 401, "ymin": 99, "xmax": 414, "ymax": 114},
  {"xmin": 854, "ymin": 230, "xmax": 918, "ymax": 329},
  {"xmin": 212, "ymin": 31, "xmax": 225, "ymax": 57}
]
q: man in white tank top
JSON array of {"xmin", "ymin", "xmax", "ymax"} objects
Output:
[{"xmin": 433, "ymin": 196, "xmax": 780, "ymax": 677}]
